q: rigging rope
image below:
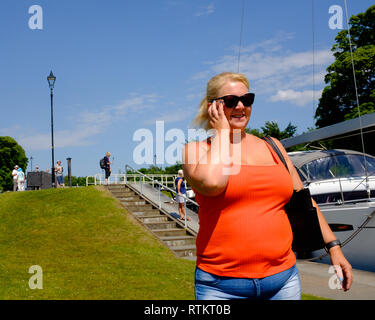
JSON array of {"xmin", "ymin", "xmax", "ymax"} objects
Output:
[
  {"xmin": 343, "ymin": 0, "xmax": 370, "ymax": 197},
  {"xmin": 312, "ymin": 0, "xmax": 316, "ymax": 126},
  {"xmin": 237, "ymin": 0, "xmax": 246, "ymax": 73},
  {"xmin": 308, "ymin": 208, "xmax": 375, "ymax": 261}
]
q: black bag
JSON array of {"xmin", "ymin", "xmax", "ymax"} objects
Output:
[
  {"xmin": 262, "ymin": 136, "xmax": 325, "ymax": 253},
  {"xmin": 100, "ymin": 157, "xmax": 106, "ymax": 169}
]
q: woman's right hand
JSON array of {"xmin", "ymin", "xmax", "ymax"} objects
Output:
[
  {"xmin": 182, "ymin": 100, "xmax": 232, "ymax": 196},
  {"xmin": 208, "ymin": 100, "xmax": 230, "ymax": 131}
]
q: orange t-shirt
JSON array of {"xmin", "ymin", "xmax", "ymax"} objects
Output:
[{"xmin": 194, "ymin": 142, "xmax": 296, "ymax": 278}]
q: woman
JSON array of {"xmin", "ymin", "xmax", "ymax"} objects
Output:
[
  {"xmin": 175, "ymin": 169, "xmax": 191, "ymax": 221},
  {"xmin": 182, "ymin": 72, "xmax": 352, "ymax": 300}
]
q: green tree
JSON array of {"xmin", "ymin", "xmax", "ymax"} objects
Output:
[
  {"xmin": 314, "ymin": 5, "xmax": 375, "ymax": 128},
  {"xmin": 261, "ymin": 121, "xmax": 297, "ymax": 140},
  {"xmin": 246, "ymin": 121, "xmax": 297, "ymax": 140},
  {"xmin": 135, "ymin": 163, "xmax": 183, "ymax": 176},
  {"xmin": 0, "ymin": 136, "xmax": 28, "ymax": 192},
  {"xmin": 138, "ymin": 166, "xmax": 164, "ymax": 174},
  {"xmin": 164, "ymin": 162, "xmax": 182, "ymax": 174},
  {"xmin": 245, "ymin": 127, "xmax": 263, "ymax": 137},
  {"xmin": 64, "ymin": 176, "xmax": 87, "ymax": 187}
]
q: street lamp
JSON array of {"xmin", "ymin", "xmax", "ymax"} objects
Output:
[{"xmin": 47, "ymin": 71, "xmax": 56, "ymax": 188}]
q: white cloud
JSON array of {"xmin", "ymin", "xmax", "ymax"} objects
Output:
[
  {"xmin": 17, "ymin": 127, "xmax": 104, "ymax": 150},
  {"xmin": 240, "ymin": 31, "xmax": 295, "ymax": 54},
  {"xmin": 270, "ymin": 89, "xmax": 323, "ymax": 106},
  {"xmin": 192, "ymin": 32, "xmax": 334, "ymax": 106},
  {"xmin": 144, "ymin": 107, "xmax": 193, "ymax": 125},
  {"xmin": 211, "ymin": 49, "xmax": 332, "ymax": 92},
  {"xmin": 191, "ymin": 70, "xmax": 211, "ymax": 81},
  {"xmin": 195, "ymin": 3, "xmax": 215, "ymax": 17},
  {"xmin": 4, "ymin": 94, "xmax": 162, "ymax": 151}
]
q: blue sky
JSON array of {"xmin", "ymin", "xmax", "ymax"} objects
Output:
[{"xmin": 0, "ymin": 0, "xmax": 373, "ymax": 177}]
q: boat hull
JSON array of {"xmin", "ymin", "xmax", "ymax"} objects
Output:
[{"xmin": 310, "ymin": 201, "xmax": 375, "ymax": 272}]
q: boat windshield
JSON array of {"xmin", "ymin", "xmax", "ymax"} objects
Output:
[{"xmin": 299, "ymin": 154, "xmax": 375, "ymax": 183}]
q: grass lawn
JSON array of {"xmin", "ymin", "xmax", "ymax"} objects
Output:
[
  {"xmin": 0, "ymin": 186, "xmax": 195, "ymax": 299},
  {"xmin": 0, "ymin": 186, "xmax": 327, "ymax": 300}
]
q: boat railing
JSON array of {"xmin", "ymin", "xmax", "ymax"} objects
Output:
[{"xmin": 316, "ymin": 196, "xmax": 375, "ymax": 208}]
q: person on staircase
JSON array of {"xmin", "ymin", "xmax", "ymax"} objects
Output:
[{"xmin": 175, "ymin": 169, "xmax": 190, "ymax": 221}]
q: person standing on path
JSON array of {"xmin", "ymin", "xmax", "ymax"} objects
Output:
[
  {"xmin": 12, "ymin": 165, "xmax": 19, "ymax": 192},
  {"xmin": 17, "ymin": 167, "xmax": 25, "ymax": 191},
  {"xmin": 55, "ymin": 160, "xmax": 65, "ymax": 188}
]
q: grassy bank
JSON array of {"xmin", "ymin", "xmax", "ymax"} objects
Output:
[
  {"xmin": 0, "ymin": 187, "xmax": 195, "ymax": 299},
  {"xmin": 0, "ymin": 186, "xmax": 326, "ymax": 300}
]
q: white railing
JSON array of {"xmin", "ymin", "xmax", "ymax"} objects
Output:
[{"xmin": 86, "ymin": 173, "xmax": 178, "ymax": 188}]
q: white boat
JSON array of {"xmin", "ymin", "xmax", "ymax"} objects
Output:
[
  {"xmin": 288, "ymin": 149, "xmax": 375, "ymax": 205},
  {"xmin": 282, "ymin": 120, "xmax": 375, "ymax": 272}
]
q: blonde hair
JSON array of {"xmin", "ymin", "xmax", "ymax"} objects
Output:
[
  {"xmin": 177, "ymin": 169, "xmax": 184, "ymax": 177},
  {"xmin": 193, "ymin": 72, "xmax": 250, "ymax": 130},
  {"xmin": 105, "ymin": 152, "xmax": 111, "ymax": 157}
]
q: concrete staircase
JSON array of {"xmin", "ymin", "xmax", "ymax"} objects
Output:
[{"xmin": 107, "ymin": 184, "xmax": 196, "ymax": 259}]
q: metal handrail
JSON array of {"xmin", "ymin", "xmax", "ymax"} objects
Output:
[
  {"xmin": 125, "ymin": 164, "xmax": 199, "ymax": 228},
  {"xmin": 86, "ymin": 173, "xmax": 179, "ymax": 188},
  {"xmin": 85, "ymin": 173, "xmax": 125, "ymax": 186}
]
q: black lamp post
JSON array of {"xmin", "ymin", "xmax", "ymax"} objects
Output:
[
  {"xmin": 47, "ymin": 71, "xmax": 56, "ymax": 188},
  {"xmin": 66, "ymin": 157, "xmax": 72, "ymax": 187}
]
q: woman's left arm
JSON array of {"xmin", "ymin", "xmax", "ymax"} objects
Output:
[
  {"xmin": 272, "ymin": 138, "xmax": 353, "ymax": 291},
  {"xmin": 311, "ymin": 198, "xmax": 353, "ymax": 291}
]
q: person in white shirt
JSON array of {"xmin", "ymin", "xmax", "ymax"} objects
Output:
[
  {"xmin": 12, "ymin": 165, "xmax": 19, "ymax": 192},
  {"xmin": 55, "ymin": 160, "xmax": 65, "ymax": 188},
  {"xmin": 17, "ymin": 168, "xmax": 25, "ymax": 191}
]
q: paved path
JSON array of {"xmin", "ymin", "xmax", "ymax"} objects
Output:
[{"xmin": 297, "ymin": 260, "xmax": 375, "ymax": 300}]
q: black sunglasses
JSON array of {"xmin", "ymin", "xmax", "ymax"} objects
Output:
[{"xmin": 210, "ymin": 93, "xmax": 255, "ymax": 108}]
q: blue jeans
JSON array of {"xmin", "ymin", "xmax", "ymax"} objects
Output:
[
  {"xmin": 195, "ymin": 264, "xmax": 301, "ymax": 300},
  {"xmin": 56, "ymin": 175, "xmax": 64, "ymax": 185}
]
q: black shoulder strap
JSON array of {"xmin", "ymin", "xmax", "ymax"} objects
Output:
[{"xmin": 261, "ymin": 136, "xmax": 289, "ymax": 172}]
